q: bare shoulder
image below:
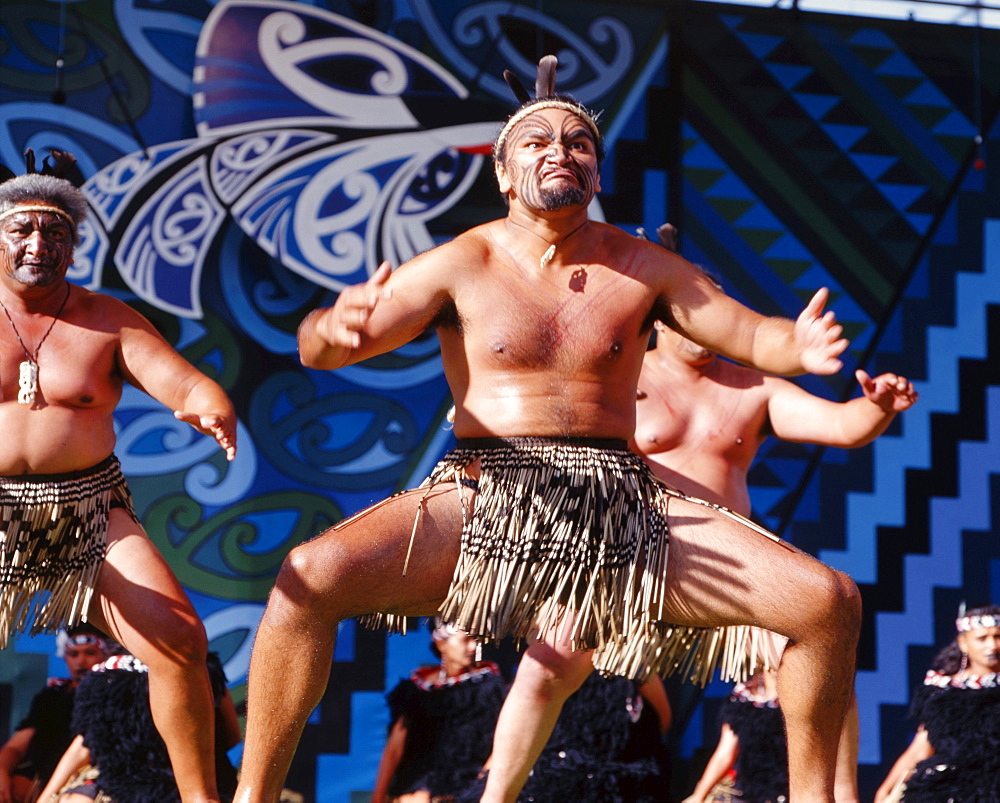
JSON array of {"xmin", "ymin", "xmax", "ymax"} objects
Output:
[
  {"xmin": 596, "ymin": 222, "xmax": 698, "ymax": 282},
  {"xmin": 391, "ymin": 221, "xmax": 494, "ymax": 286},
  {"xmin": 67, "ymin": 291, "xmax": 196, "ymax": 383},
  {"xmin": 67, "ymin": 286, "xmax": 158, "ymax": 332}
]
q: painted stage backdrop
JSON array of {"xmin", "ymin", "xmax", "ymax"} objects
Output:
[{"xmin": 1, "ymin": 0, "xmax": 999, "ymax": 799}]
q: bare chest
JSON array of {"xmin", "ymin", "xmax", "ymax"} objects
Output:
[
  {"xmin": 458, "ymin": 266, "xmax": 654, "ymax": 372},
  {"xmin": 0, "ymin": 325, "xmax": 122, "ymax": 409},
  {"xmin": 635, "ymin": 377, "xmax": 768, "ymax": 460}
]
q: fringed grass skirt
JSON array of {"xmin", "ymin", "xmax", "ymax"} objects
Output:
[
  {"xmin": 0, "ymin": 455, "xmax": 135, "ymax": 648},
  {"xmin": 369, "ymin": 437, "xmax": 780, "ymax": 684}
]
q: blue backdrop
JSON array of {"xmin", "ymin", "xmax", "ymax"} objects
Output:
[{"xmin": 2, "ymin": 1, "xmax": 999, "ymax": 799}]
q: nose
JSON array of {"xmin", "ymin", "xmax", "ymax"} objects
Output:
[
  {"xmin": 545, "ymin": 142, "xmax": 571, "ymax": 162},
  {"xmin": 24, "ymin": 229, "xmax": 51, "ymax": 254}
]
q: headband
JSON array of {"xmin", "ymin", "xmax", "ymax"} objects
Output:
[
  {"xmin": 431, "ymin": 619, "xmax": 462, "ymax": 641},
  {"xmin": 0, "ymin": 204, "xmax": 76, "ymax": 230},
  {"xmin": 56, "ymin": 630, "xmax": 112, "ymax": 657},
  {"xmin": 956, "ymin": 614, "xmax": 1000, "ymax": 632},
  {"xmin": 493, "ymin": 99, "xmax": 602, "ymax": 162}
]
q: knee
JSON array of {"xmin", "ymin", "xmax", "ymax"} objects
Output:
[
  {"xmin": 516, "ymin": 646, "xmax": 594, "ymax": 703},
  {"xmin": 268, "ymin": 540, "xmax": 345, "ymax": 620},
  {"xmin": 143, "ymin": 613, "xmax": 208, "ymax": 670},
  {"xmin": 810, "ymin": 568, "xmax": 862, "ymax": 636}
]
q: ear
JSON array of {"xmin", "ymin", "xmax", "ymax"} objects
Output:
[
  {"xmin": 595, "ymin": 169, "xmax": 602, "ymax": 193},
  {"xmin": 495, "ymin": 160, "xmax": 512, "ymax": 195}
]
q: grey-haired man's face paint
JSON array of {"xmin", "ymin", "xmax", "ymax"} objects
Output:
[{"xmin": 0, "ymin": 209, "xmax": 74, "ymax": 288}]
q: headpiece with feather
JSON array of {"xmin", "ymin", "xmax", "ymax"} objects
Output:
[
  {"xmin": 0, "ymin": 149, "xmax": 88, "ymax": 237},
  {"xmin": 493, "ymin": 55, "xmax": 603, "ymax": 162}
]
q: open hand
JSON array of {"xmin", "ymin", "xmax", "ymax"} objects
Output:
[
  {"xmin": 322, "ymin": 261, "xmax": 393, "ymax": 349},
  {"xmin": 794, "ymin": 288, "xmax": 848, "ymax": 375},
  {"xmin": 174, "ymin": 411, "xmax": 237, "ymax": 461},
  {"xmin": 856, "ymin": 369, "xmax": 919, "ymax": 413}
]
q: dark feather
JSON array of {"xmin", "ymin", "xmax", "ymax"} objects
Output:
[
  {"xmin": 503, "ymin": 70, "xmax": 531, "ymax": 105},
  {"xmin": 40, "ymin": 150, "xmax": 78, "ymax": 179},
  {"xmin": 535, "ymin": 55, "xmax": 558, "ymax": 99}
]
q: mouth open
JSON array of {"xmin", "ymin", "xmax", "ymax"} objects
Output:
[{"xmin": 541, "ymin": 168, "xmax": 578, "ymax": 182}]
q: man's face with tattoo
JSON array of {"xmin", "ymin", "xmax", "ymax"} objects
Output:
[
  {"xmin": 496, "ymin": 108, "xmax": 600, "ymax": 211},
  {"xmin": 0, "ymin": 208, "xmax": 75, "ymax": 288}
]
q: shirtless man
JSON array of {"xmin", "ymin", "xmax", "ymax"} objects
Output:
[
  {"xmin": 634, "ymin": 224, "xmax": 917, "ymax": 514},
  {"xmin": 0, "ymin": 163, "xmax": 237, "ymax": 803},
  {"xmin": 636, "ymin": 227, "xmax": 918, "ymax": 803},
  {"xmin": 236, "ymin": 60, "xmax": 860, "ymax": 803}
]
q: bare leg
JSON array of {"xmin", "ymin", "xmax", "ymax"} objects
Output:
[
  {"xmin": 775, "ymin": 635, "xmax": 860, "ymax": 802},
  {"xmin": 89, "ymin": 509, "xmax": 219, "ymax": 803},
  {"xmin": 481, "ymin": 613, "xmax": 596, "ymax": 803},
  {"xmin": 834, "ymin": 690, "xmax": 860, "ymax": 803},
  {"xmin": 657, "ymin": 498, "xmax": 862, "ymax": 802},
  {"xmin": 235, "ymin": 485, "xmax": 465, "ymax": 803}
]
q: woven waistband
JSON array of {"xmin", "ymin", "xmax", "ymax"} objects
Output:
[{"xmin": 455, "ymin": 436, "xmax": 630, "ymax": 451}]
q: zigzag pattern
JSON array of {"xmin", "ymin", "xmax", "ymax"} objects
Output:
[
  {"xmin": 830, "ymin": 224, "xmax": 1000, "ymax": 762},
  {"xmin": 675, "ymin": 8, "xmax": 1000, "ymax": 790}
]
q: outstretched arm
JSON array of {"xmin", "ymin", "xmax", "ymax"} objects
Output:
[
  {"xmin": 767, "ymin": 369, "xmax": 918, "ymax": 447},
  {"xmin": 662, "ymin": 256, "xmax": 848, "ymax": 378},
  {"xmin": 299, "ymin": 262, "xmax": 394, "ymax": 370},
  {"xmin": 37, "ymin": 734, "xmax": 91, "ymax": 803},
  {"xmin": 298, "ymin": 246, "xmax": 457, "ymax": 370},
  {"xmin": 644, "ymin": 223, "xmax": 847, "ymax": 376},
  {"xmin": 682, "ymin": 724, "xmax": 740, "ymax": 803},
  {"xmin": 109, "ymin": 297, "xmax": 238, "ymax": 461},
  {"xmin": 371, "ymin": 718, "xmax": 407, "ymax": 803},
  {"xmin": 874, "ymin": 728, "xmax": 932, "ymax": 803}
]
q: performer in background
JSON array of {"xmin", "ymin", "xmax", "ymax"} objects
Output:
[
  {"xmin": 874, "ymin": 603, "xmax": 1000, "ymax": 802},
  {"xmin": 0, "ymin": 153, "xmax": 237, "ymax": 803},
  {"xmin": 0, "ymin": 626, "xmax": 114, "ymax": 802},
  {"xmin": 683, "ymin": 669, "xmax": 787, "ymax": 803},
  {"xmin": 511, "ymin": 671, "xmax": 671, "ymax": 803},
  {"xmin": 632, "ymin": 222, "xmax": 918, "ymax": 802},
  {"xmin": 237, "ymin": 56, "xmax": 860, "ymax": 803},
  {"xmin": 372, "ymin": 621, "xmax": 505, "ymax": 803},
  {"xmin": 37, "ymin": 653, "xmax": 240, "ymax": 803}
]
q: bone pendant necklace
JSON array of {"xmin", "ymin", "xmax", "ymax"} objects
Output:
[{"xmin": 0, "ymin": 284, "xmax": 71, "ymax": 405}]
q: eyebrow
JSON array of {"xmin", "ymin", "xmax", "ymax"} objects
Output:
[{"xmin": 511, "ymin": 123, "xmax": 594, "ymax": 146}]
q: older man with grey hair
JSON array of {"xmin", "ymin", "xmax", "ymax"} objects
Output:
[{"xmin": 0, "ymin": 153, "xmax": 237, "ymax": 803}]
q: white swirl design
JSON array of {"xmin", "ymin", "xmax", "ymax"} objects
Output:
[
  {"xmin": 258, "ymin": 11, "xmax": 419, "ymax": 129},
  {"xmin": 412, "ymin": 0, "xmax": 632, "ymax": 103}
]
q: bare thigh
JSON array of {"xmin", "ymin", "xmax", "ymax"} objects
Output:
[
  {"xmin": 656, "ymin": 496, "xmax": 851, "ymax": 640},
  {"xmin": 87, "ymin": 508, "xmax": 204, "ymax": 659},
  {"xmin": 281, "ymin": 482, "xmax": 468, "ymax": 621}
]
